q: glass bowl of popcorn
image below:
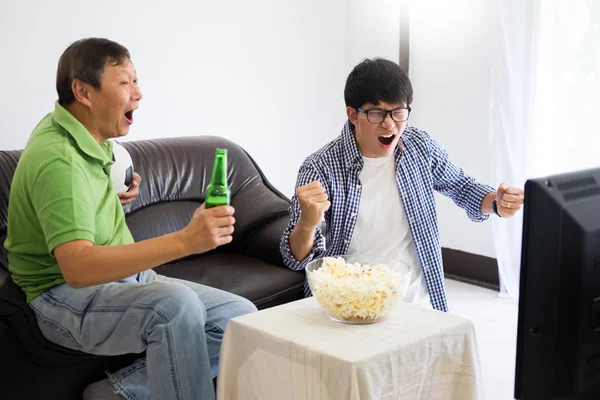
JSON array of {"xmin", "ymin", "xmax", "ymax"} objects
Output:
[{"xmin": 305, "ymin": 256, "xmax": 404, "ymax": 324}]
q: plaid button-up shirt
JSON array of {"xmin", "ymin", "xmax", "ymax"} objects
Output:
[{"xmin": 279, "ymin": 121, "xmax": 494, "ymax": 312}]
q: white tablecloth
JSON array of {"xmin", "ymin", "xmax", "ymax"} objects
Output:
[{"xmin": 217, "ymin": 297, "xmax": 484, "ymax": 400}]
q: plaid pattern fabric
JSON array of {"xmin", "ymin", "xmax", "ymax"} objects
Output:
[{"xmin": 280, "ymin": 120, "xmax": 494, "ymax": 312}]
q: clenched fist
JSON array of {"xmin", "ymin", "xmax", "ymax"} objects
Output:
[
  {"xmin": 296, "ymin": 181, "xmax": 331, "ymax": 229},
  {"xmin": 180, "ymin": 204, "xmax": 235, "ymax": 255},
  {"xmin": 495, "ymin": 183, "xmax": 524, "ymax": 217}
]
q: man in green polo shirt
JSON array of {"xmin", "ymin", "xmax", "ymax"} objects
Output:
[{"xmin": 4, "ymin": 38, "xmax": 256, "ymax": 400}]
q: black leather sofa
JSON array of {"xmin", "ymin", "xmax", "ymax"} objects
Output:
[{"xmin": 0, "ymin": 136, "xmax": 304, "ymax": 399}]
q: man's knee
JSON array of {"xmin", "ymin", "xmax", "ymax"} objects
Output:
[
  {"xmin": 209, "ymin": 294, "xmax": 257, "ymax": 333},
  {"xmin": 142, "ymin": 282, "xmax": 207, "ymax": 326},
  {"xmin": 222, "ymin": 296, "xmax": 257, "ymax": 324},
  {"xmin": 232, "ymin": 296, "xmax": 258, "ymax": 317}
]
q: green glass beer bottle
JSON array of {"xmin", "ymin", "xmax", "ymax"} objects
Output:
[{"xmin": 205, "ymin": 148, "xmax": 230, "ymax": 208}]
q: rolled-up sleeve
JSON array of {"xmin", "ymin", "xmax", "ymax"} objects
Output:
[
  {"xmin": 427, "ymin": 134, "xmax": 495, "ymax": 222},
  {"xmin": 279, "ymin": 162, "xmax": 327, "ymax": 271}
]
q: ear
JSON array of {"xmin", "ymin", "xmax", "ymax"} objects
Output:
[
  {"xmin": 71, "ymin": 79, "xmax": 93, "ymax": 108},
  {"xmin": 346, "ymin": 106, "xmax": 359, "ymax": 126}
]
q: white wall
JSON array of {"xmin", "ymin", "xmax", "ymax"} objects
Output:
[
  {"xmin": 409, "ymin": 0, "xmax": 496, "ymax": 257},
  {"xmin": 0, "ymin": 0, "xmax": 497, "ymax": 258},
  {"xmin": 0, "ymin": 0, "xmax": 348, "ymax": 197},
  {"xmin": 346, "ymin": 0, "xmax": 402, "ymax": 68}
]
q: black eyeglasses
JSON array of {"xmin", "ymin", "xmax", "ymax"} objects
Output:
[{"xmin": 357, "ymin": 106, "xmax": 411, "ymax": 123}]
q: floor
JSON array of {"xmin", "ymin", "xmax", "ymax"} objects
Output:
[{"xmin": 445, "ymin": 278, "xmax": 519, "ymax": 400}]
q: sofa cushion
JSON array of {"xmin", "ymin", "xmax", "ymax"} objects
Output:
[{"xmin": 155, "ymin": 253, "xmax": 304, "ymax": 310}]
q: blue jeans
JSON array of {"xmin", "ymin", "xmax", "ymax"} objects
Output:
[{"xmin": 29, "ymin": 269, "xmax": 257, "ymax": 400}]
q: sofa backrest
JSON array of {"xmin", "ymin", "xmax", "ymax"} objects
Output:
[
  {"xmin": 0, "ymin": 135, "xmax": 291, "ymax": 270},
  {"xmin": 120, "ymin": 136, "xmax": 290, "ymax": 253},
  {"xmin": 0, "ymin": 150, "xmax": 20, "ymax": 272}
]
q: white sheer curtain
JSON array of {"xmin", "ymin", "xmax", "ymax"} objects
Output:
[
  {"xmin": 488, "ymin": 0, "xmax": 538, "ymax": 299},
  {"xmin": 490, "ymin": 0, "xmax": 600, "ymax": 298}
]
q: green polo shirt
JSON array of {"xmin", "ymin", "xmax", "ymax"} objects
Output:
[{"xmin": 5, "ymin": 102, "xmax": 134, "ymax": 303}]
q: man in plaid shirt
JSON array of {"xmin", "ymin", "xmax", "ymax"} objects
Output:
[{"xmin": 279, "ymin": 58, "xmax": 524, "ymax": 312}]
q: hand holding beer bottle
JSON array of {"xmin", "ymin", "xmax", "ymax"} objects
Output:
[
  {"xmin": 296, "ymin": 181, "xmax": 330, "ymax": 230},
  {"xmin": 179, "ymin": 148, "xmax": 235, "ymax": 255}
]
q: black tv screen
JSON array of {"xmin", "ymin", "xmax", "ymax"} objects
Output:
[{"xmin": 515, "ymin": 167, "xmax": 600, "ymax": 400}]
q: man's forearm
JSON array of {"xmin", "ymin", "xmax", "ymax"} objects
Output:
[
  {"xmin": 289, "ymin": 221, "xmax": 316, "ymax": 262},
  {"xmin": 62, "ymin": 232, "xmax": 189, "ymax": 288},
  {"xmin": 480, "ymin": 192, "xmax": 496, "ymax": 216}
]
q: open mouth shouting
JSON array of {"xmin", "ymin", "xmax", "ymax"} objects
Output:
[
  {"xmin": 378, "ymin": 133, "xmax": 396, "ymax": 147},
  {"xmin": 124, "ymin": 109, "xmax": 135, "ymax": 125}
]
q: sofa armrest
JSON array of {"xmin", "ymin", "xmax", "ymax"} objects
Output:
[{"xmin": 242, "ymin": 214, "xmax": 289, "ymax": 267}]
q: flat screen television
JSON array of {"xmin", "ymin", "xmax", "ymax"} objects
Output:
[{"xmin": 515, "ymin": 167, "xmax": 600, "ymax": 400}]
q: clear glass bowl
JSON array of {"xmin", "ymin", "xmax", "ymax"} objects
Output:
[{"xmin": 305, "ymin": 255, "xmax": 404, "ymax": 325}]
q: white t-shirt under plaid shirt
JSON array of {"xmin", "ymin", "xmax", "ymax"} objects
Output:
[
  {"xmin": 346, "ymin": 154, "xmax": 432, "ymax": 309},
  {"xmin": 279, "ymin": 120, "xmax": 494, "ymax": 312}
]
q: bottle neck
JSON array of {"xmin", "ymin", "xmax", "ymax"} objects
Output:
[{"xmin": 211, "ymin": 154, "xmax": 228, "ymax": 186}]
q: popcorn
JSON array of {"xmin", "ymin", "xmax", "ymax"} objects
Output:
[{"xmin": 307, "ymin": 257, "xmax": 401, "ymax": 323}]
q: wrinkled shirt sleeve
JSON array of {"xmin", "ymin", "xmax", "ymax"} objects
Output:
[{"xmin": 279, "ymin": 162, "xmax": 327, "ymax": 271}]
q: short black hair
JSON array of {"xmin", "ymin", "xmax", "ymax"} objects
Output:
[
  {"xmin": 56, "ymin": 38, "xmax": 131, "ymax": 106},
  {"xmin": 344, "ymin": 58, "xmax": 413, "ymax": 110}
]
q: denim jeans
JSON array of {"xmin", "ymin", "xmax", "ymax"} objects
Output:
[{"xmin": 29, "ymin": 269, "xmax": 257, "ymax": 400}]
